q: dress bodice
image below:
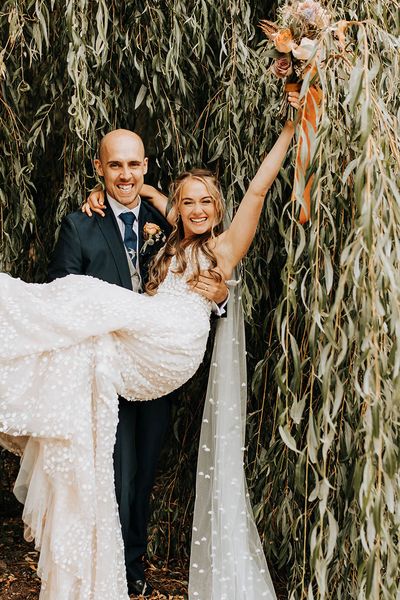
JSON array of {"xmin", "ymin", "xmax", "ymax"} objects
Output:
[{"xmin": 156, "ymin": 249, "xmax": 211, "ymax": 316}]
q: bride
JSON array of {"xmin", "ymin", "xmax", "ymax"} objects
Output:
[{"xmin": 0, "ymin": 93, "xmax": 299, "ymax": 600}]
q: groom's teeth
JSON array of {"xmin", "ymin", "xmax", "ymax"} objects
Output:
[{"xmin": 118, "ymin": 184, "xmax": 133, "ymax": 190}]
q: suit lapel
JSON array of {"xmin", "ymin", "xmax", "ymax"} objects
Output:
[
  {"xmin": 96, "ymin": 199, "xmax": 132, "ymax": 289},
  {"xmin": 138, "ymin": 201, "xmax": 166, "ymax": 285}
]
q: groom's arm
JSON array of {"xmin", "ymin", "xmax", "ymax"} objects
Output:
[{"xmin": 47, "ymin": 216, "xmax": 84, "ymax": 282}]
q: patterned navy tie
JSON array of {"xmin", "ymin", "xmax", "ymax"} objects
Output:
[{"xmin": 119, "ymin": 212, "xmax": 138, "ymax": 269}]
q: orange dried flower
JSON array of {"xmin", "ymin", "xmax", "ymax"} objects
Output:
[{"xmin": 273, "ymin": 28, "xmax": 295, "ymax": 53}]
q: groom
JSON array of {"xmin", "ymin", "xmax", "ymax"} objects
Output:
[{"xmin": 48, "ymin": 129, "xmax": 227, "ymax": 598}]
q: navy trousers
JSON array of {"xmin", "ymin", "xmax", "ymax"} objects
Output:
[{"xmin": 113, "ymin": 395, "xmax": 171, "ymax": 581}]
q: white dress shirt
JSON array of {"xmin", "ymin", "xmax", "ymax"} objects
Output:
[{"xmin": 106, "ymin": 193, "xmax": 143, "ymax": 292}]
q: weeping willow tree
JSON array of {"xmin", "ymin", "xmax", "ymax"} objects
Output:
[
  {"xmin": 0, "ymin": 1, "xmax": 399, "ymax": 599},
  {"xmin": 257, "ymin": 13, "xmax": 400, "ymax": 600}
]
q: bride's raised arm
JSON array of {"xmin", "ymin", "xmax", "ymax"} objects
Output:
[{"xmin": 215, "ymin": 99, "xmax": 298, "ymax": 272}]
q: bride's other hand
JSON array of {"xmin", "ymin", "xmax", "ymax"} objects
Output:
[
  {"xmin": 81, "ymin": 185, "xmax": 106, "ymax": 217},
  {"xmin": 189, "ymin": 269, "xmax": 228, "ymax": 304}
]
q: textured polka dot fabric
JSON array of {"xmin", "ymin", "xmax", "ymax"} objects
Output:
[{"xmin": 0, "ymin": 253, "xmax": 211, "ymax": 599}]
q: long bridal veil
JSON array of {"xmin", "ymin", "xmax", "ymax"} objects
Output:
[{"xmin": 189, "ymin": 271, "xmax": 276, "ymax": 599}]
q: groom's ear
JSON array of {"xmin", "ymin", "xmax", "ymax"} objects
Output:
[
  {"xmin": 143, "ymin": 157, "xmax": 148, "ymax": 175},
  {"xmin": 93, "ymin": 159, "xmax": 104, "ymax": 177}
]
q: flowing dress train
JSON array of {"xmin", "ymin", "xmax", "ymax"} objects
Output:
[{"xmin": 0, "ymin": 256, "xmax": 211, "ymax": 599}]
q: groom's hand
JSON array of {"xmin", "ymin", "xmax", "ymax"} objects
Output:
[{"xmin": 189, "ymin": 270, "xmax": 228, "ymax": 304}]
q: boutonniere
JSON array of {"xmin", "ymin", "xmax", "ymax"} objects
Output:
[{"xmin": 141, "ymin": 222, "xmax": 167, "ymax": 253}]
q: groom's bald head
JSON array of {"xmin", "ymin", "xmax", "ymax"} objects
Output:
[
  {"xmin": 98, "ymin": 129, "xmax": 145, "ymax": 162},
  {"xmin": 94, "ymin": 129, "xmax": 148, "ymax": 209}
]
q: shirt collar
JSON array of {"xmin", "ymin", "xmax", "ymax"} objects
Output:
[{"xmin": 107, "ymin": 193, "xmax": 141, "ymax": 219}]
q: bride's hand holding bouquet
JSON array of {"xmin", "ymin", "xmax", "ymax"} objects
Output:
[{"xmin": 260, "ymin": 0, "xmax": 329, "ymax": 223}]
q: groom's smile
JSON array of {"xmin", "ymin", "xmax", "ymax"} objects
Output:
[
  {"xmin": 117, "ymin": 184, "xmax": 134, "ymax": 191},
  {"xmin": 94, "ymin": 129, "xmax": 148, "ymax": 208}
]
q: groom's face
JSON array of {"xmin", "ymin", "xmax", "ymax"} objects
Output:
[{"xmin": 94, "ymin": 130, "xmax": 148, "ymax": 208}]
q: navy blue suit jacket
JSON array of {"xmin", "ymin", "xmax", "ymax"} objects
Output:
[{"xmin": 48, "ymin": 198, "xmax": 171, "ymax": 288}]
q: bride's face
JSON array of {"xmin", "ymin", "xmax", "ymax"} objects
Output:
[{"xmin": 179, "ymin": 179, "xmax": 216, "ymax": 238}]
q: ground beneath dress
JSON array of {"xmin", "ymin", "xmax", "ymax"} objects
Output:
[
  {"xmin": 0, "ymin": 513, "xmax": 288, "ymax": 599},
  {"xmin": 0, "ymin": 453, "xmax": 287, "ymax": 600},
  {"xmin": 0, "ymin": 515, "xmax": 188, "ymax": 599}
]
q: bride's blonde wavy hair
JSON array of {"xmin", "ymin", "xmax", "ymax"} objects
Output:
[{"xmin": 146, "ymin": 169, "xmax": 225, "ymax": 295}]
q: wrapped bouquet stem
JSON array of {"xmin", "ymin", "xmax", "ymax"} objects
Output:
[{"xmin": 285, "ymin": 81, "xmax": 322, "ymax": 224}]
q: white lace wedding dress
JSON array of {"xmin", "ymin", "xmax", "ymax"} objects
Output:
[{"xmin": 0, "ymin": 255, "xmax": 211, "ymax": 600}]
